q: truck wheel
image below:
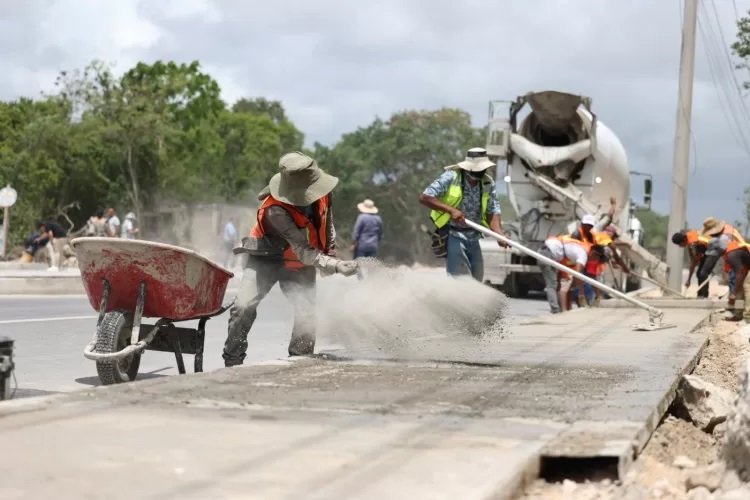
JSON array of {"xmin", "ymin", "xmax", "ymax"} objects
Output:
[
  {"xmin": 94, "ymin": 312, "xmax": 141, "ymax": 385},
  {"xmin": 504, "ymin": 273, "xmax": 529, "ymax": 298}
]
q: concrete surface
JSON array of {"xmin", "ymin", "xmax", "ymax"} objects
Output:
[
  {"xmin": 1, "ymin": 291, "xmax": 549, "ymax": 396},
  {"xmin": 0, "ymin": 305, "xmax": 711, "ymax": 499}
]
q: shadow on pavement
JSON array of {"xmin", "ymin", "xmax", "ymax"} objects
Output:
[{"xmin": 74, "ymin": 367, "xmax": 172, "ymax": 386}]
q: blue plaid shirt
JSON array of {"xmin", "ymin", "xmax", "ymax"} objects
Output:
[{"xmin": 423, "ymin": 170, "xmax": 501, "ymax": 238}]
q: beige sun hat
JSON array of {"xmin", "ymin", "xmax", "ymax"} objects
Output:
[
  {"xmin": 357, "ymin": 199, "xmax": 378, "ymax": 214},
  {"xmin": 701, "ymin": 216, "xmax": 725, "ymax": 236},
  {"xmin": 268, "ymin": 152, "xmax": 339, "ymax": 206},
  {"xmin": 445, "ymin": 147, "xmax": 496, "ymax": 172}
]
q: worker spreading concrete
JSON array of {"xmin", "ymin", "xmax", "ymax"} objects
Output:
[
  {"xmin": 224, "ymin": 152, "xmax": 359, "ymax": 365},
  {"xmin": 419, "ymin": 147, "xmax": 507, "ymax": 281},
  {"xmin": 537, "ymin": 215, "xmax": 598, "ymax": 313}
]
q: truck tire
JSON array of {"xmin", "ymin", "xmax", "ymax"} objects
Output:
[
  {"xmin": 504, "ymin": 273, "xmax": 529, "ymax": 298},
  {"xmin": 94, "ymin": 312, "xmax": 141, "ymax": 385}
]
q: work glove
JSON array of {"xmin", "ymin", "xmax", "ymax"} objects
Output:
[
  {"xmin": 335, "ymin": 260, "xmax": 359, "ymax": 277},
  {"xmin": 316, "ymin": 255, "xmax": 358, "ymax": 277}
]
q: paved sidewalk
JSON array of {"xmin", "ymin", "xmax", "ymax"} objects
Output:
[{"xmin": 0, "ymin": 306, "xmax": 711, "ymax": 499}]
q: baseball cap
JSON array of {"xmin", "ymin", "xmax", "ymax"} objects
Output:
[{"xmin": 581, "ymin": 214, "xmax": 596, "ymax": 226}]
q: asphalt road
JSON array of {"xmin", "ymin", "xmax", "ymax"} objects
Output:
[{"xmin": 2, "ymin": 286, "xmax": 548, "ymax": 398}]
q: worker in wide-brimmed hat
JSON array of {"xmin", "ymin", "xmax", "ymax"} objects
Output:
[
  {"xmin": 224, "ymin": 152, "xmax": 359, "ymax": 365},
  {"xmin": 351, "ymin": 199, "xmax": 383, "ymax": 260},
  {"xmin": 701, "ymin": 216, "xmax": 747, "ymax": 296},
  {"xmin": 419, "ymin": 147, "xmax": 507, "ymax": 281}
]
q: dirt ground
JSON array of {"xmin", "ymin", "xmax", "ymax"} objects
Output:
[{"xmin": 522, "ymin": 315, "xmax": 750, "ymax": 500}]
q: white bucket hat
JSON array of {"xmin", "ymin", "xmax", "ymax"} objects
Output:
[
  {"xmin": 445, "ymin": 147, "xmax": 496, "ymax": 172},
  {"xmin": 357, "ymin": 199, "xmax": 378, "ymax": 214},
  {"xmin": 581, "ymin": 214, "xmax": 596, "ymax": 226},
  {"xmin": 269, "ymin": 152, "xmax": 339, "ymax": 206}
]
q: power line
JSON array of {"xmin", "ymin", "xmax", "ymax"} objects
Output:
[
  {"xmin": 696, "ymin": 0, "xmax": 750, "ymax": 158},
  {"xmin": 709, "ymin": 0, "xmax": 750, "ymax": 121},
  {"xmin": 698, "ymin": 16, "xmax": 750, "ymax": 155}
]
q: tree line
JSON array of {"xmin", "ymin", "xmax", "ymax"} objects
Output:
[{"xmin": 0, "ymin": 59, "xmax": 675, "ymax": 263}]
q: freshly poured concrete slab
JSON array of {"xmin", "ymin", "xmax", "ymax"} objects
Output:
[{"xmin": 0, "ymin": 307, "xmax": 711, "ymax": 499}]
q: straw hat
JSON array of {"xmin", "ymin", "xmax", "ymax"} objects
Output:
[
  {"xmin": 444, "ymin": 147, "xmax": 496, "ymax": 172},
  {"xmin": 268, "ymin": 152, "xmax": 339, "ymax": 206},
  {"xmin": 357, "ymin": 199, "xmax": 378, "ymax": 214},
  {"xmin": 701, "ymin": 216, "xmax": 725, "ymax": 236}
]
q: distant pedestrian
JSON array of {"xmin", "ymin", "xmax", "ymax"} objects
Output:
[
  {"xmin": 223, "ymin": 217, "xmax": 238, "ymax": 268},
  {"xmin": 351, "ymin": 199, "xmax": 383, "ymax": 259},
  {"xmin": 121, "ymin": 212, "xmax": 139, "ymax": 239},
  {"xmin": 35, "ymin": 220, "xmax": 67, "ymax": 270},
  {"xmin": 105, "ymin": 208, "xmax": 120, "ymax": 238},
  {"xmin": 85, "ymin": 210, "xmax": 109, "ymax": 237}
]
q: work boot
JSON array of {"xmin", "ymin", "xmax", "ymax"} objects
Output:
[
  {"xmin": 592, "ymin": 296, "xmax": 601, "ymax": 308},
  {"xmin": 222, "ymin": 351, "xmax": 245, "ymax": 368},
  {"xmin": 288, "ymin": 335, "xmax": 315, "ymax": 356}
]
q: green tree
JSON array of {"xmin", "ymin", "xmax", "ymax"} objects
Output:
[{"xmin": 232, "ymin": 97, "xmax": 304, "ymax": 152}]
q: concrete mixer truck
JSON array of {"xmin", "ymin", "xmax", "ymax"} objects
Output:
[{"xmin": 481, "ymin": 90, "xmax": 667, "ymax": 296}]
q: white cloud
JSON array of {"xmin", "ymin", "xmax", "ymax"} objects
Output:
[{"xmin": 1, "ymin": 0, "xmax": 750, "ymax": 225}]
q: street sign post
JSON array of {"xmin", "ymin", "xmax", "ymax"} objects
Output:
[{"xmin": 0, "ymin": 186, "xmax": 18, "ymax": 258}]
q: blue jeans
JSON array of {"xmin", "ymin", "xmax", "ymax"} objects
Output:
[
  {"xmin": 354, "ymin": 248, "xmax": 378, "ymax": 259},
  {"xmin": 446, "ymin": 232, "xmax": 483, "ymax": 281}
]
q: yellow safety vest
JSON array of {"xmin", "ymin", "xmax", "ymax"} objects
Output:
[{"xmin": 430, "ymin": 170, "xmax": 493, "ymax": 229}]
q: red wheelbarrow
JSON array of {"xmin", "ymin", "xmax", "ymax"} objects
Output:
[{"xmin": 72, "ymin": 237, "xmax": 234, "ymax": 385}]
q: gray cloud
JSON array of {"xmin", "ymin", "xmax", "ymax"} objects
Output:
[{"xmin": 1, "ymin": 0, "xmax": 749, "ymax": 226}]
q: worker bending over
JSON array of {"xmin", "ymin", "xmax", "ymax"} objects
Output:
[
  {"xmin": 224, "ymin": 152, "xmax": 359, "ymax": 366},
  {"xmin": 419, "ymin": 147, "xmax": 506, "ymax": 281},
  {"xmin": 722, "ymin": 238, "xmax": 750, "ymax": 323},
  {"xmin": 702, "ymin": 217, "xmax": 746, "ymax": 293},
  {"xmin": 671, "ymin": 229, "xmax": 710, "ymax": 297},
  {"xmin": 538, "ymin": 224, "xmax": 593, "ymax": 313}
]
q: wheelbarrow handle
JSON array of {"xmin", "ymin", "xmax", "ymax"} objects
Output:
[{"xmin": 83, "ymin": 323, "xmax": 161, "ymax": 361}]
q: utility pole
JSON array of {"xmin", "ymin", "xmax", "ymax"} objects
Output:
[{"xmin": 666, "ymin": 0, "xmax": 699, "ymax": 290}]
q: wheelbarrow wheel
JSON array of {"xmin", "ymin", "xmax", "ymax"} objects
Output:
[{"xmin": 95, "ymin": 311, "xmax": 141, "ymax": 385}]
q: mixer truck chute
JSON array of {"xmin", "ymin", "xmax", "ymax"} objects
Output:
[{"xmin": 482, "ymin": 90, "xmax": 668, "ymax": 296}]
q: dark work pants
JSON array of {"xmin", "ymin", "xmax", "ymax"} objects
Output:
[
  {"xmin": 223, "ymin": 259, "xmax": 316, "ymax": 366},
  {"xmin": 695, "ymin": 254, "xmax": 715, "ymax": 298}
]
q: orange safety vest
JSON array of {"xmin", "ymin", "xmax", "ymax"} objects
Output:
[
  {"xmin": 686, "ymin": 230, "xmax": 711, "ymax": 246},
  {"xmin": 556, "ymin": 234, "xmax": 592, "ymax": 268},
  {"xmin": 720, "ymin": 224, "xmax": 745, "ymax": 244},
  {"xmin": 249, "ymin": 194, "xmax": 330, "ymax": 270}
]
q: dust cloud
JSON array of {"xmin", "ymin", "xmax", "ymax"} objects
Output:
[{"xmin": 317, "ymin": 259, "xmax": 509, "ymax": 359}]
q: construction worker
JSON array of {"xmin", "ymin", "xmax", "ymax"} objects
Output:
[
  {"xmin": 538, "ymin": 227, "xmax": 593, "ymax": 313},
  {"xmin": 702, "ymin": 217, "xmax": 746, "ymax": 293},
  {"xmin": 671, "ymin": 229, "xmax": 710, "ymax": 298},
  {"xmin": 224, "ymin": 152, "xmax": 359, "ymax": 365},
  {"xmin": 419, "ymin": 147, "xmax": 506, "ymax": 281},
  {"xmin": 722, "ymin": 238, "xmax": 750, "ymax": 322},
  {"xmin": 581, "ymin": 228, "xmax": 629, "ymax": 306}
]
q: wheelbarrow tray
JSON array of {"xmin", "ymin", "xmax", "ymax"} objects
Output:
[{"xmin": 72, "ymin": 237, "xmax": 234, "ymax": 320}]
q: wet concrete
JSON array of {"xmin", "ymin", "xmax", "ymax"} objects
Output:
[{"xmin": 0, "ymin": 306, "xmax": 711, "ymax": 499}]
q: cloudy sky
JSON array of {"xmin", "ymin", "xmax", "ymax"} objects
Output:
[{"xmin": 2, "ymin": 0, "xmax": 750, "ymax": 226}]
